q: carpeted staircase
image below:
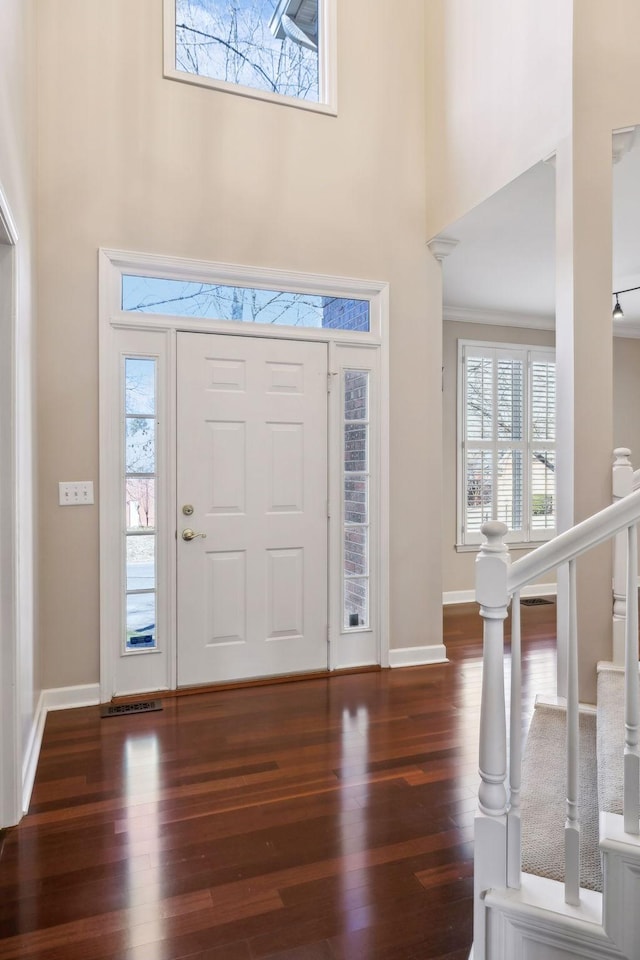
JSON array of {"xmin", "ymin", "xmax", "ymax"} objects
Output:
[{"xmin": 520, "ymin": 664, "xmax": 634, "ymax": 894}]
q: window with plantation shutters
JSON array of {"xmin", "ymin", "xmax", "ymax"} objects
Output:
[{"xmin": 458, "ymin": 341, "xmax": 556, "ymax": 546}]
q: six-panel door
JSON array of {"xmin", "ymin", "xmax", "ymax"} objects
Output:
[{"xmin": 176, "ymin": 333, "xmax": 329, "ymax": 685}]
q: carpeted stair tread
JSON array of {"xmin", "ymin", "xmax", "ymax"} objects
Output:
[
  {"xmin": 520, "ymin": 703, "xmax": 602, "ymax": 892},
  {"xmin": 597, "ymin": 664, "xmax": 640, "ymax": 816}
]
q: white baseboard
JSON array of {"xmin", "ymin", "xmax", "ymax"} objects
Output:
[
  {"xmin": 443, "ymin": 583, "xmax": 557, "ymax": 606},
  {"xmin": 43, "ymin": 683, "xmax": 101, "ymax": 712},
  {"xmin": 485, "ymin": 876, "xmax": 620, "ymax": 960},
  {"xmin": 21, "ymin": 683, "xmax": 100, "ymax": 814},
  {"xmin": 332, "ymin": 631, "xmax": 378, "ymax": 671},
  {"xmin": 388, "ymin": 644, "xmax": 448, "ymax": 668}
]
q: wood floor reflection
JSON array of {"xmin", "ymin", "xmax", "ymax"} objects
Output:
[{"xmin": 0, "ymin": 602, "xmax": 556, "ymax": 960}]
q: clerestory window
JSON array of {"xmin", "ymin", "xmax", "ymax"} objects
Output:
[
  {"xmin": 164, "ymin": 0, "xmax": 337, "ymax": 113},
  {"xmin": 458, "ymin": 340, "xmax": 556, "ymax": 547},
  {"xmin": 122, "ymin": 274, "xmax": 369, "ymax": 330}
]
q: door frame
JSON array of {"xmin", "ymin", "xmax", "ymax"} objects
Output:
[
  {"xmin": 0, "ymin": 184, "xmax": 21, "ymax": 827},
  {"xmin": 99, "ymin": 249, "xmax": 389, "ymax": 699}
]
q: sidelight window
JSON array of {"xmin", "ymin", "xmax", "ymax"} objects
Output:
[
  {"xmin": 343, "ymin": 370, "xmax": 369, "ymax": 629},
  {"xmin": 124, "ymin": 358, "xmax": 158, "ymax": 652}
]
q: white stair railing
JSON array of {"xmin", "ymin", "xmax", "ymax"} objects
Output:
[{"xmin": 473, "ymin": 487, "xmax": 640, "ymax": 960}]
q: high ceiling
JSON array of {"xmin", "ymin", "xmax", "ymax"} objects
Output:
[{"xmin": 438, "ymin": 131, "xmax": 640, "ymax": 333}]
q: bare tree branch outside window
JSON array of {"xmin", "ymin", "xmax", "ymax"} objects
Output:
[
  {"xmin": 175, "ymin": 0, "xmax": 320, "ymax": 102},
  {"xmin": 121, "ymin": 276, "xmax": 370, "ymax": 332}
]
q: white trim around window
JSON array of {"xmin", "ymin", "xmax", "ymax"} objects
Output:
[
  {"xmin": 457, "ymin": 339, "xmax": 556, "ymax": 549},
  {"xmin": 163, "ymin": 0, "xmax": 338, "ymax": 116},
  {"xmin": 99, "ymin": 249, "xmax": 389, "ymax": 699}
]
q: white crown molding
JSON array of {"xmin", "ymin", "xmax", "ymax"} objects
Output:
[
  {"xmin": 547, "ymin": 128, "xmax": 636, "ymax": 167},
  {"xmin": 443, "ymin": 304, "xmax": 554, "ymax": 331},
  {"xmin": 612, "ymin": 125, "xmax": 637, "ymax": 164},
  {"xmin": 443, "ymin": 304, "xmax": 640, "ymax": 339},
  {"xmin": 427, "ymin": 237, "xmax": 459, "ymax": 262},
  {"xmin": 101, "ymin": 248, "xmax": 388, "ymax": 300}
]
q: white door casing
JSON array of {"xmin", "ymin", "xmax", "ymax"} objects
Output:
[
  {"xmin": 0, "ymin": 186, "xmax": 20, "ymax": 827},
  {"xmin": 99, "ymin": 250, "xmax": 389, "ymax": 700},
  {"xmin": 176, "ymin": 333, "xmax": 329, "ymax": 685}
]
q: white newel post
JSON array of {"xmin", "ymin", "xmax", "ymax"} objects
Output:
[
  {"xmin": 613, "ymin": 448, "xmax": 633, "ymax": 666},
  {"xmin": 474, "ymin": 521, "xmax": 510, "ymax": 960}
]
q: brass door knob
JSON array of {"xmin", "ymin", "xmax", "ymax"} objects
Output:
[{"xmin": 182, "ymin": 528, "xmax": 207, "ymax": 541}]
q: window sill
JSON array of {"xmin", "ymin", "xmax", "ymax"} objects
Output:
[{"xmin": 164, "ymin": 68, "xmax": 338, "ymax": 117}]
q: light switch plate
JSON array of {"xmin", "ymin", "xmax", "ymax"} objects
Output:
[{"xmin": 59, "ymin": 481, "xmax": 94, "ymax": 506}]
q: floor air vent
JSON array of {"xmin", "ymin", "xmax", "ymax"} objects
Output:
[
  {"xmin": 100, "ymin": 699, "xmax": 163, "ymax": 718},
  {"xmin": 520, "ymin": 597, "xmax": 554, "ymax": 606}
]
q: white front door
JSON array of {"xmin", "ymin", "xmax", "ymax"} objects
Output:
[{"xmin": 176, "ymin": 332, "xmax": 329, "ymax": 686}]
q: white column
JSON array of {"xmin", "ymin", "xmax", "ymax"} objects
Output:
[
  {"xmin": 555, "ymin": 129, "xmax": 614, "ymax": 703},
  {"xmin": 624, "ymin": 524, "xmax": 640, "ymax": 834}
]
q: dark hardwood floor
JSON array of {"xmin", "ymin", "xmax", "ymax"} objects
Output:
[{"xmin": 0, "ymin": 603, "xmax": 556, "ymax": 960}]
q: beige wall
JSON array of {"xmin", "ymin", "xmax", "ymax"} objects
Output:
[
  {"xmin": 36, "ymin": 0, "xmax": 442, "ymax": 687},
  {"xmin": 425, "ymin": 0, "xmax": 573, "ymax": 239},
  {"xmin": 0, "ymin": 1, "xmax": 38, "ymax": 758}
]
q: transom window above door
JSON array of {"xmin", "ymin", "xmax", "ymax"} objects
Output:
[
  {"xmin": 122, "ymin": 274, "xmax": 369, "ymax": 331},
  {"xmin": 164, "ymin": 0, "xmax": 337, "ymax": 113}
]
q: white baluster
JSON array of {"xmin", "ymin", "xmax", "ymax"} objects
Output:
[
  {"xmin": 613, "ymin": 448, "xmax": 633, "ymax": 666},
  {"xmin": 474, "ymin": 521, "xmax": 510, "ymax": 960},
  {"xmin": 507, "ymin": 589, "xmax": 522, "ymax": 889},
  {"xmin": 565, "ymin": 559, "xmax": 580, "ymax": 905},
  {"xmin": 624, "ymin": 524, "xmax": 640, "ymax": 834}
]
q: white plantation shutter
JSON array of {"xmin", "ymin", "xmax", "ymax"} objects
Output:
[
  {"xmin": 529, "ymin": 353, "xmax": 556, "ymax": 534},
  {"xmin": 459, "ymin": 342, "xmax": 555, "ymax": 545}
]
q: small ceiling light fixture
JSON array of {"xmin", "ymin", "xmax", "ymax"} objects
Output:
[
  {"xmin": 613, "ymin": 294, "xmax": 624, "ymax": 320},
  {"xmin": 612, "ymin": 285, "xmax": 640, "ymax": 320}
]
